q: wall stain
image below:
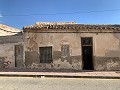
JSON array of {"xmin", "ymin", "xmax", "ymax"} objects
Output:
[{"xmin": 95, "ymin": 57, "xmax": 120, "ymax": 70}]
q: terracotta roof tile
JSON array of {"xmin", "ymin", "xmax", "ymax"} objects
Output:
[{"xmin": 23, "ymin": 22, "xmax": 120, "ymax": 33}]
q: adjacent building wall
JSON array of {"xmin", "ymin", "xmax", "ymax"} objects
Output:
[{"xmin": 0, "ymin": 34, "xmax": 24, "ymax": 69}]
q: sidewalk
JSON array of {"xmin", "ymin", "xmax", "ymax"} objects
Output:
[{"xmin": 0, "ymin": 70, "xmax": 120, "ymax": 79}]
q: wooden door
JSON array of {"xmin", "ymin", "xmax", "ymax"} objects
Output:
[{"xmin": 15, "ymin": 44, "xmax": 23, "ymax": 67}]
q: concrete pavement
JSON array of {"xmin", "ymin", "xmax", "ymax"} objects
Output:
[{"xmin": 0, "ymin": 77, "xmax": 120, "ymax": 90}]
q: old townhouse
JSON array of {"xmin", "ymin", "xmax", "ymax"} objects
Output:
[
  {"xmin": 0, "ymin": 24, "xmax": 23, "ymax": 69},
  {"xmin": 23, "ymin": 22, "xmax": 120, "ymax": 71}
]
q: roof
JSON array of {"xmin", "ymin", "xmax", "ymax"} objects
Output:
[
  {"xmin": 23, "ymin": 22, "xmax": 120, "ymax": 33},
  {"xmin": 0, "ymin": 24, "xmax": 21, "ymax": 36}
]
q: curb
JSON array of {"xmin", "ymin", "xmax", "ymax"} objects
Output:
[{"xmin": 0, "ymin": 74, "xmax": 120, "ymax": 79}]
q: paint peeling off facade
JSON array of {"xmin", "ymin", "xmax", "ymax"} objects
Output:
[
  {"xmin": 23, "ymin": 22, "xmax": 120, "ymax": 71},
  {"xmin": 0, "ymin": 24, "xmax": 24, "ymax": 69}
]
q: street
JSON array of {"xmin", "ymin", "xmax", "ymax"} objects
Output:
[{"xmin": 0, "ymin": 77, "xmax": 120, "ymax": 90}]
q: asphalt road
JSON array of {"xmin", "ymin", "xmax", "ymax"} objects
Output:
[{"xmin": 0, "ymin": 77, "xmax": 120, "ymax": 90}]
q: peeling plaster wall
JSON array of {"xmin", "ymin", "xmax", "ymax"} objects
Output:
[
  {"xmin": 0, "ymin": 43, "xmax": 23, "ymax": 69},
  {"xmin": 24, "ymin": 32, "xmax": 82, "ymax": 70},
  {"xmin": 24, "ymin": 31, "xmax": 120, "ymax": 71},
  {"xmin": 0, "ymin": 43, "xmax": 14, "ymax": 68},
  {"xmin": 79, "ymin": 33, "xmax": 120, "ymax": 70},
  {"xmin": 94, "ymin": 33, "xmax": 120, "ymax": 70},
  {"xmin": 0, "ymin": 35, "xmax": 24, "ymax": 69}
]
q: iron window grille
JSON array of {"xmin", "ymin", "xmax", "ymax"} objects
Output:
[{"xmin": 39, "ymin": 46, "xmax": 52, "ymax": 63}]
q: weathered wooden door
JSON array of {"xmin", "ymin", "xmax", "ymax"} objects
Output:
[
  {"xmin": 15, "ymin": 44, "xmax": 23, "ymax": 68},
  {"xmin": 81, "ymin": 37, "xmax": 94, "ymax": 70}
]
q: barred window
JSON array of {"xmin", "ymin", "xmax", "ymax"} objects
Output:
[{"xmin": 39, "ymin": 46, "xmax": 52, "ymax": 63}]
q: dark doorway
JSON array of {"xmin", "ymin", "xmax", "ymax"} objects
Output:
[{"xmin": 81, "ymin": 37, "xmax": 94, "ymax": 70}]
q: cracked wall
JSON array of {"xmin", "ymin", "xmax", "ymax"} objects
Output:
[
  {"xmin": 0, "ymin": 35, "xmax": 24, "ymax": 69},
  {"xmin": 0, "ymin": 43, "xmax": 23, "ymax": 69},
  {"xmin": 24, "ymin": 31, "xmax": 120, "ymax": 71},
  {"xmin": 94, "ymin": 33, "xmax": 120, "ymax": 70},
  {"xmin": 24, "ymin": 32, "xmax": 82, "ymax": 70}
]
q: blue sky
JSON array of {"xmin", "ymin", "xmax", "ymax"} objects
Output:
[{"xmin": 0, "ymin": 0, "xmax": 120, "ymax": 29}]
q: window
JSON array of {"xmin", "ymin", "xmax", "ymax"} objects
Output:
[
  {"xmin": 81, "ymin": 37, "xmax": 92, "ymax": 45},
  {"xmin": 61, "ymin": 45, "xmax": 70, "ymax": 57},
  {"xmin": 39, "ymin": 46, "xmax": 52, "ymax": 63}
]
